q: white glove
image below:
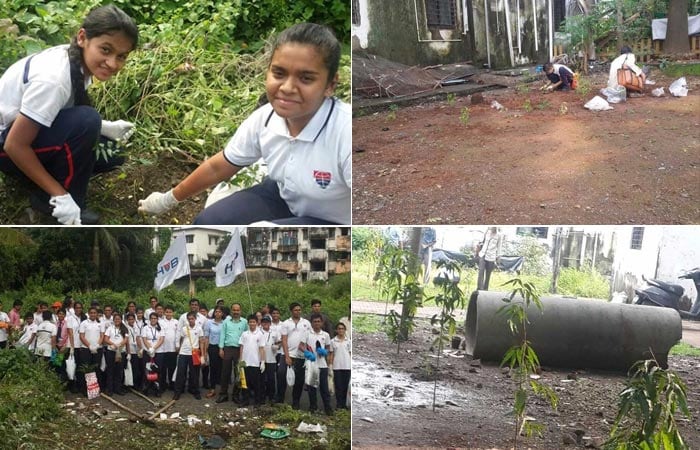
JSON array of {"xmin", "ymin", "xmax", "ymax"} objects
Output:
[
  {"xmin": 89, "ymin": 345, "xmax": 98, "ymax": 354},
  {"xmin": 260, "ymin": 362, "xmax": 265, "ymax": 373},
  {"xmin": 148, "ymin": 348, "xmax": 155, "ymax": 357},
  {"xmin": 138, "ymin": 189, "xmax": 179, "ymax": 215},
  {"xmin": 137, "ymin": 349, "xmax": 143, "ymax": 358},
  {"xmin": 101, "ymin": 120, "xmax": 135, "ymax": 142},
  {"xmin": 328, "ymin": 368, "xmax": 334, "ymax": 378},
  {"xmin": 50, "ymin": 194, "xmax": 81, "ymax": 225}
]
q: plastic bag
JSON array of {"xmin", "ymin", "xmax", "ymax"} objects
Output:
[
  {"xmin": 100, "ymin": 353, "xmax": 106, "ymax": 372},
  {"xmin": 66, "ymin": 353, "xmax": 76, "ymax": 380},
  {"xmin": 304, "ymin": 360, "xmax": 320, "ymax": 388},
  {"xmin": 651, "ymin": 87, "xmax": 665, "ymax": 97},
  {"xmin": 124, "ymin": 358, "xmax": 133, "ymax": 387},
  {"xmin": 600, "ymin": 86, "xmax": 626, "ymax": 104},
  {"xmin": 328, "ymin": 370, "xmax": 335, "ymax": 395},
  {"xmin": 584, "ymin": 96, "xmax": 614, "ymax": 111},
  {"xmin": 286, "ymin": 366, "xmax": 295, "ymax": 386},
  {"xmin": 669, "ymin": 77, "xmax": 688, "ymax": 97}
]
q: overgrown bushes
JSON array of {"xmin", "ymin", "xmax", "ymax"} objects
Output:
[{"xmin": 0, "ymin": 347, "xmax": 65, "ymax": 449}]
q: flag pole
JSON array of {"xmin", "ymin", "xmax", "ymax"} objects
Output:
[{"xmin": 243, "ymin": 267, "xmax": 254, "ymax": 315}]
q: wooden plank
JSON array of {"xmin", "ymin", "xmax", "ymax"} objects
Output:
[
  {"xmin": 147, "ymin": 399, "xmax": 177, "ymax": 421},
  {"xmin": 100, "ymin": 393, "xmax": 154, "ymax": 425}
]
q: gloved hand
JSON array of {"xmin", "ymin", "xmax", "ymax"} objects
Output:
[
  {"xmin": 69, "ymin": 347, "xmax": 74, "ymax": 356},
  {"xmin": 50, "ymin": 194, "xmax": 81, "ymax": 225},
  {"xmin": 316, "ymin": 347, "xmax": 328, "ymax": 357},
  {"xmin": 148, "ymin": 347, "xmax": 155, "ymax": 357},
  {"xmin": 137, "ymin": 349, "xmax": 143, "ymax": 358},
  {"xmin": 108, "ymin": 344, "xmax": 117, "ymax": 351},
  {"xmin": 546, "ymin": 85, "xmax": 554, "ymax": 92},
  {"xmin": 303, "ymin": 350, "xmax": 316, "ymax": 361},
  {"xmin": 138, "ymin": 189, "xmax": 179, "ymax": 215},
  {"xmin": 260, "ymin": 362, "xmax": 265, "ymax": 373},
  {"xmin": 101, "ymin": 120, "xmax": 135, "ymax": 142},
  {"xmin": 89, "ymin": 345, "xmax": 98, "ymax": 354}
]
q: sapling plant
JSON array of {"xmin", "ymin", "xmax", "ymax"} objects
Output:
[
  {"xmin": 429, "ymin": 260, "xmax": 465, "ymax": 411},
  {"xmin": 446, "ymin": 92, "xmax": 456, "ymax": 106},
  {"xmin": 605, "ymin": 356, "xmax": 691, "ymax": 450},
  {"xmin": 459, "ymin": 107, "xmax": 470, "ymax": 126},
  {"xmin": 376, "ymin": 245, "xmax": 423, "ymax": 354},
  {"xmin": 497, "ymin": 278, "xmax": 558, "ymax": 448}
]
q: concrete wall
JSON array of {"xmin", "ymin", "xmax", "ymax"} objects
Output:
[
  {"xmin": 355, "ymin": 0, "xmax": 473, "ymax": 66},
  {"xmin": 611, "ymin": 226, "xmax": 700, "ymax": 302},
  {"xmin": 353, "ymin": 0, "xmax": 552, "ymax": 68}
]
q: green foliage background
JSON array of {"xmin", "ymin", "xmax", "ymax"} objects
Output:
[{"xmin": 0, "ymin": 0, "xmax": 350, "ymax": 165}]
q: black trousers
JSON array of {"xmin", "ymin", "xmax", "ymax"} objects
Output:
[
  {"xmin": 275, "ymin": 353, "xmax": 287, "ymax": 402},
  {"xmin": 242, "ymin": 366, "xmax": 263, "ymax": 405},
  {"xmin": 477, "ymin": 257, "xmax": 496, "ymax": 290},
  {"xmin": 334, "ymin": 369, "xmax": 351, "ymax": 409},
  {"xmin": 175, "ymin": 354, "xmax": 200, "ymax": 395},
  {"xmin": 161, "ymin": 351, "xmax": 177, "ymax": 391},
  {"xmin": 128, "ymin": 353, "xmax": 143, "ymax": 390},
  {"xmin": 308, "ymin": 367, "xmax": 332, "ymax": 412},
  {"xmin": 0, "ymin": 106, "xmax": 99, "ymax": 208},
  {"xmin": 263, "ymin": 362, "xmax": 277, "ymax": 401},
  {"xmin": 104, "ymin": 350, "xmax": 124, "ymax": 394},
  {"xmin": 207, "ymin": 345, "xmax": 222, "ymax": 388},
  {"xmin": 290, "ymin": 357, "xmax": 306, "ymax": 409},
  {"xmin": 77, "ymin": 347, "xmax": 102, "ymax": 394}
]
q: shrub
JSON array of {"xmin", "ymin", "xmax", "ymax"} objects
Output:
[{"xmin": 557, "ymin": 266, "xmax": 610, "ymax": 299}]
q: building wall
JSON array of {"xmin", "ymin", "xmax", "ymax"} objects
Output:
[
  {"xmin": 175, "ymin": 227, "xmax": 229, "ymax": 267},
  {"xmin": 356, "ymin": 0, "xmax": 473, "ymax": 66},
  {"xmin": 353, "ymin": 0, "xmax": 552, "ymax": 68}
]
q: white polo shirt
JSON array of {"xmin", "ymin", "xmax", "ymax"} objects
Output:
[
  {"xmin": 305, "ymin": 329, "xmax": 331, "ymax": 369},
  {"xmin": 178, "ymin": 324, "xmax": 203, "ymax": 356},
  {"xmin": 66, "ymin": 315, "xmax": 83, "ymax": 349},
  {"xmin": 222, "ymin": 97, "xmax": 351, "ymax": 224},
  {"xmin": 331, "ymin": 336, "xmax": 351, "ymax": 370},
  {"xmin": 0, "ymin": 45, "xmax": 90, "ymax": 132},
  {"xmin": 239, "ymin": 328, "xmax": 264, "ymax": 366},
  {"xmin": 78, "ymin": 319, "xmax": 102, "ymax": 348},
  {"xmin": 281, "ymin": 317, "xmax": 312, "ymax": 359},
  {"xmin": 159, "ymin": 317, "xmax": 179, "ymax": 353}
]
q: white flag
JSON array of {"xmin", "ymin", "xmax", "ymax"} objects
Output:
[
  {"xmin": 215, "ymin": 229, "xmax": 246, "ymax": 287},
  {"xmin": 154, "ymin": 233, "xmax": 190, "ymax": 292}
]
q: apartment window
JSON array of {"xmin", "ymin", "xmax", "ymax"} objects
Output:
[
  {"xmin": 280, "ymin": 231, "xmax": 297, "ymax": 246},
  {"xmin": 302, "ymin": 251, "xmax": 308, "ymax": 262},
  {"xmin": 185, "ymin": 234, "xmax": 194, "ymax": 244},
  {"xmin": 352, "ymin": 0, "xmax": 360, "ymax": 25},
  {"xmin": 630, "ymin": 227, "xmax": 644, "ymax": 250},
  {"xmin": 271, "ymin": 251, "xmax": 277, "ymax": 261},
  {"xmin": 425, "ymin": 0, "xmax": 456, "ymax": 28},
  {"xmin": 208, "ymin": 235, "xmax": 220, "ymax": 246}
]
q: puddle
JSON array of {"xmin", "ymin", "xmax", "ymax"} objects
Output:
[{"xmin": 353, "ymin": 359, "xmax": 485, "ymax": 410}]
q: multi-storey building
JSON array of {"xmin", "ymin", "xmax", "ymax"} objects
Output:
[{"xmin": 248, "ymin": 228, "xmax": 351, "ymax": 282}]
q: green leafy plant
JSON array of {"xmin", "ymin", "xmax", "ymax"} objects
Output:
[
  {"xmin": 536, "ymin": 99, "xmax": 550, "ymax": 110},
  {"xmin": 522, "ymin": 99, "xmax": 532, "ymax": 112},
  {"xmin": 429, "ymin": 260, "xmax": 465, "ymax": 411},
  {"xmin": 459, "ymin": 107, "xmax": 470, "ymax": 125},
  {"xmin": 515, "ymin": 84, "xmax": 531, "ymax": 94},
  {"xmin": 497, "ymin": 278, "xmax": 558, "ymax": 447},
  {"xmin": 387, "ymin": 103, "xmax": 399, "ymax": 120},
  {"xmin": 605, "ymin": 357, "xmax": 691, "ymax": 449},
  {"xmin": 376, "ymin": 246, "xmax": 422, "ymax": 352},
  {"xmin": 446, "ymin": 92, "xmax": 456, "ymax": 106}
]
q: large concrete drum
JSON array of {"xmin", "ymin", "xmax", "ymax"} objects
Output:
[{"xmin": 464, "ymin": 290, "xmax": 682, "ymax": 371}]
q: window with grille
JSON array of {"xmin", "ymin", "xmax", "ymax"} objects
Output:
[
  {"xmin": 185, "ymin": 234, "xmax": 194, "ymax": 244},
  {"xmin": 630, "ymin": 227, "xmax": 644, "ymax": 250},
  {"xmin": 352, "ymin": 0, "xmax": 360, "ymax": 25},
  {"xmin": 425, "ymin": 0, "xmax": 456, "ymax": 28}
]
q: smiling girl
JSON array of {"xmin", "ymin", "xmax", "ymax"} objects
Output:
[
  {"xmin": 139, "ymin": 22, "xmax": 350, "ymax": 225},
  {"xmin": 0, "ymin": 5, "xmax": 138, "ymax": 224}
]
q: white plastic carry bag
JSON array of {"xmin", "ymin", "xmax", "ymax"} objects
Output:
[
  {"xmin": 124, "ymin": 357, "xmax": 133, "ymax": 387},
  {"xmin": 286, "ymin": 366, "xmax": 295, "ymax": 385},
  {"xmin": 66, "ymin": 353, "xmax": 76, "ymax": 381},
  {"xmin": 304, "ymin": 360, "xmax": 320, "ymax": 388}
]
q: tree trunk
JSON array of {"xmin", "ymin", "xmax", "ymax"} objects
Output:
[
  {"xmin": 616, "ymin": 0, "xmax": 623, "ymax": 50},
  {"xmin": 399, "ymin": 227, "xmax": 423, "ymax": 342},
  {"xmin": 550, "ymin": 227, "xmax": 563, "ymax": 294},
  {"xmin": 665, "ymin": 0, "xmax": 689, "ymax": 54}
]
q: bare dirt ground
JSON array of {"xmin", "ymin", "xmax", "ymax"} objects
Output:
[
  {"xmin": 352, "ymin": 70, "xmax": 700, "ymax": 225},
  {"xmin": 352, "ymin": 318, "xmax": 700, "ymax": 450}
]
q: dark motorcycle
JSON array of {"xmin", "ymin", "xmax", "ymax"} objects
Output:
[{"xmin": 634, "ymin": 268, "xmax": 700, "ymax": 320}]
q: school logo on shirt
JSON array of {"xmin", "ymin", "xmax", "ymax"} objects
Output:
[{"xmin": 313, "ymin": 170, "xmax": 331, "ymax": 189}]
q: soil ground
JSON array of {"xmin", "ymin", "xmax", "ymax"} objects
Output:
[
  {"xmin": 49, "ymin": 380, "xmax": 350, "ymax": 449},
  {"xmin": 351, "ymin": 312, "xmax": 700, "ymax": 450},
  {"xmin": 0, "ymin": 151, "xmax": 205, "ymax": 225},
  {"xmin": 352, "ymin": 69, "xmax": 700, "ymax": 225}
]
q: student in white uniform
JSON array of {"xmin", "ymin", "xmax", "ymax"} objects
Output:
[
  {"xmin": 66, "ymin": 301, "xmax": 85, "ymax": 393},
  {"xmin": 270, "ymin": 307, "xmax": 286, "ymax": 403},
  {"xmin": 281, "ymin": 302, "xmax": 312, "ymax": 409},
  {"xmin": 0, "ymin": 301, "xmax": 10, "ymax": 349},
  {"xmin": 159, "ymin": 305, "xmax": 179, "ymax": 393},
  {"xmin": 239, "ymin": 315, "xmax": 265, "ymax": 406},
  {"xmin": 259, "ymin": 315, "xmax": 281, "ymax": 403},
  {"xmin": 141, "ymin": 312, "xmax": 165, "ymax": 397},
  {"xmin": 305, "ymin": 313, "xmax": 333, "ymax": 415},
  {"xmin": 0, "ymin": 5, "xmax": 138, "ymax": 224},
  {"xmin": 138, "ymin": 22, "xmax": 350, "ymax": 225},
  {"xmin": 34, "ymin": 310, "xmax": 57, "ymax": 361},
  {"xmin": 173, "ymin": 312, "xmax": 204, "ymax": 400},
  {"xmin": 144, "ymin": 296, "xmax": 158, "ymax": 320},
  {"xmin": 125, "ymin": 313, "xmax": 143, "ymax": 391},
  {"xmin": 16, "ymin": 313, "xmax": 37, "ymax": 349},
  {"xmin": 78, "ymin": 307, "xmax": 103, "ymax": 393},
  {"xmin": 329, "ymin": 322, "xmax": 351, "ymax": 409},
  {"xmin": 103, "ymin": 313, "xmax": 128, "ymax": 395}
]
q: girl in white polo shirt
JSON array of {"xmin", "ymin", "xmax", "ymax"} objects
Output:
[
  {"xmin": 139, "ymin": 22, "xmax": 350, "ymax": 225},
  {"xmin": 103, "ymin": 313, "xmax": 128, "ymax": 395},
  {"xmin": 78, "ymin": 307, "xmax": 103, "ymax": 393},
  {"xmin": 0, "ymin": 5, "xmax": 138, "ymax": 224}
]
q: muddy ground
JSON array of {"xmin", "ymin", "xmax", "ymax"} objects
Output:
[
  {"xmin": 0, "ymin": 151, "xmax": 206, "ymax": 225},
  {"xmin": 47, "ymin": 384, "xmax": 350, "ymax": 449},
  {"xmin": 352, "ymin": 317, "xmax": 700, "ymax": 449},
  {"xmin": 352, "ymin": 70, "xmax": 700, "ymax": 225}
]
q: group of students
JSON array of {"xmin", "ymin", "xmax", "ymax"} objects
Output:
[
  {"xmin": 0, "ymin": 5, "xmax": 350, "ymax": 225},
  {"xmin": 1, "ymin": 296, "xmax": 351, "ymax": 414}
]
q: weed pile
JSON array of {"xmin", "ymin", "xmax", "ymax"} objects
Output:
[{"xmin": 0, "ymin": 348, "xmax": 64, "ymax": 449}]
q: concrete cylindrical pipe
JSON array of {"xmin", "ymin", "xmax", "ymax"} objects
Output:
[{"xmin": 464, "ymin": 290, "xmax": 682, "ymax": 371}]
